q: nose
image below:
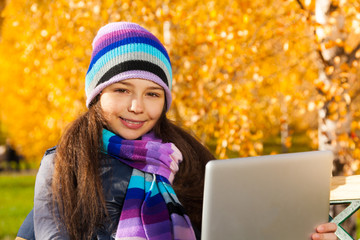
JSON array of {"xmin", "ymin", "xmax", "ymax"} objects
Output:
[{"xmin": 129, "ymin": 98, "xmax": 143, "ymax": 113}]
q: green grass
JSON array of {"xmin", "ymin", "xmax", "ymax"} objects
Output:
[{"xmin": 0, "ymin": 172, "xmax": 36, "ymax": 239}]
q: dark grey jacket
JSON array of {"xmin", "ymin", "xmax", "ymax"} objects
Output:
[{"xmin": 18, "ymin": 147, "xmax": 132, "ymax": 239}]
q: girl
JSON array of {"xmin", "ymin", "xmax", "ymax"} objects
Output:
[{"xmin": 17, "ymin": 22, "xmax": 337, "ymax": 240}]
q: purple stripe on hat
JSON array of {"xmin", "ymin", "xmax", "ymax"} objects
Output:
[
  {"xmin": 86, "ymin": 22, "xmax": 173, "ymax": 112},
  {"xmin": 92, "ymin": 22, "xmax": 146, "ymax": 46},
  {"xmin": 88, "ymin": 37, "xmax": 171, "ymax": 74},
  {"xmin": 86, "ymin": 70, "xmax": 172, "ymax": 110},
  {"xmin": 86, "ymin": 50, "xmax": 171, "ymax": 91},
  {"xmin": 92, "ymin": 29, "xmax": 163, "ymax": 59}
]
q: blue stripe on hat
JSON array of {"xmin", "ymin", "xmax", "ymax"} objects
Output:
[
  {"xmin": 87, "ymin": 36, "xmax": 170, "ymax": 74},
  {"xmin": 85, "ymin": 43, "xmax": 172, "ymax": 89}
]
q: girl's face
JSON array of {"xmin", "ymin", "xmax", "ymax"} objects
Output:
[{"xmin": 100, "ymin": 79, "xmax": 165, "ymax": 140}]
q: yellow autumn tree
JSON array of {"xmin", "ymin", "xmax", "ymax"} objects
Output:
[
  {"xmin": 0, "ymin": 0, "xmax": 168, "ymax": 162},
  {"xmin": 294, "ymin": 0, "xmax": 360, "ymax": 175},
  {"xmin": 0, "ymin": 0, "xmax": 359, "ymax": 170},
  {"xmin": 169, "ymin": 0, "xmax": 320, "ymax": 157}
]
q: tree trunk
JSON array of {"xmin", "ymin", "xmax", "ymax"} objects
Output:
[
  {"xmin": 0, "ymin": 0, "xmax": 7, "ymax": 39},
  {"xmin": 315, "ymin": 0, "xmax": 356, "ymax": 237},
  {"xmin": 280, "ymin": 98, "xmax": 289, "ymax": 153},
  {"xmin": 315, "ymin": 0, "xmax": 354, "ymax": 174}
]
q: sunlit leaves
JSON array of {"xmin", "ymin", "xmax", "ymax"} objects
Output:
[
  {"xmin": 304, "ymin": 0, "xmax": 360, "ymax": 174},
  {"xmin": 0, "ymin": 0, "xmax": 359, "ymax": 167},
  {"xmin": 167, "ymin": 0, "xmax": 321, "ymax": 158}
]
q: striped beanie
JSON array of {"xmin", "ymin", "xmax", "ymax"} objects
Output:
[{"xmin": 85, "ymin": 22, "xmax": 172, "ymax": 111}]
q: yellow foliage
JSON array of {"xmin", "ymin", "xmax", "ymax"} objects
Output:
[{"xmin": 0, "ymin": 0, "xmax": 359, "ymax": 168}]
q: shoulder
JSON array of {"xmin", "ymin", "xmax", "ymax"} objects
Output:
[
  {"xmin": 34, "ymin": 148, "xmax": 58, "ymax": 197},
  {"xmin": 44, "ymin": 146, "xmax": 56, "ymax": 156},
  {"xmin": 38, "ymin": 146, "xmax": 57, "ymax": 169}
]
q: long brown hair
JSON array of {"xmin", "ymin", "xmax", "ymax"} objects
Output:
[
  {"xmin": 52, "ymin": 98, "xmax": 214, "ymax": 239},
  {"xmin": 153, "ymin": 114, "xmax": 215, "ymax": 230}
]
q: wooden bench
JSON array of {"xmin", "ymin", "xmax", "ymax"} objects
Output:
[{"xmin": 330, "ymin": 175, "xmax": 360, "ymax": 239}]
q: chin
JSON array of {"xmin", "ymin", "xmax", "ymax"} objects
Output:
[{"xmin": 119, "ymin": 133, "xmax": 143, "ymax": 140}]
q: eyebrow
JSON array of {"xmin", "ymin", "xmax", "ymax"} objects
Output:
[{"xmin": 147, "ymin": 86, "xmax": 164, "ymax": 91}]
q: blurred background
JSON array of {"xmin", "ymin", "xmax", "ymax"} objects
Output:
[{"xmin": 0, "ymin": 0, "xmax": 360, "ymax": 239}]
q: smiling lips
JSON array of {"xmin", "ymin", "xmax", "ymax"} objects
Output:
[{"xmin": 120, "ymin": 117, "xmax": 146, "ymax": 129}]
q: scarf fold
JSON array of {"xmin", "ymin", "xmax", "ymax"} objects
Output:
[{"xmin": 102, "ymin": 129, "xmax": 196, "ymax": 240}]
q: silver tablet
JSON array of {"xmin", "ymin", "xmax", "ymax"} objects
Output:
[{"xmin": 201, "ymin": 151, "xmax": 333, "ymax": 240}]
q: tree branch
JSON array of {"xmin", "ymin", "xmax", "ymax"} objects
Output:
[
  {"xmin": 295, "ymin": 0, "xmax": 305, "ymax": 10},
  {"xmin": 316, "ymin": 49, "xmax": 332, "ymax": 68},
  {"xmin": 350, "ymin": 87, "xmax": 360, "ymax": 103},
  {"xmin": 347, "ymin": 42, "xmax": 360, "ymax": 65}
]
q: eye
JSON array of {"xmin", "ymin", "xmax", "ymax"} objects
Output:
[
  {"xmin": 146, "ymin": 92, "xmax": 161, "ymax": 97},
  {"xmin": 114, "ymin": 88, "xmax": 128, "ymax": 93}
]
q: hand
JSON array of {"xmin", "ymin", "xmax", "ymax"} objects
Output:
[{"xmin": 311, "ymin": 222, "xmax": 338, "ymax": 240}]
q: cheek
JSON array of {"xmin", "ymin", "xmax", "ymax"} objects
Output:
[
  {"xmin": 147, "ymin": 102, "xmax": 165, "ymax": 120},
  {"xmin": 100, "ymin": 95, "xmax": 119, "ymax": 117}
]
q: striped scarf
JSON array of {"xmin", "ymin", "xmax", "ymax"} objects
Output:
[{"xmin": 102, "ymin": 129, "xmax": 196, "ymax": 240}]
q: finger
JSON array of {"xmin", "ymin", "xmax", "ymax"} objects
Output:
[
  {"xmin": 311, "ymin": 233, "xmax": 338, "ymax": 240},
  {"xmin": 316, "ymin": 223, "xmax": 337, "ymax": 233}
]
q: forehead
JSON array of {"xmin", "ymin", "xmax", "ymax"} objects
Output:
[{"xmin": 115, "ymin": 79, "xmax": 163, "ymax": 89}]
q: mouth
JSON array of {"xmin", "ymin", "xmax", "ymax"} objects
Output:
[{"xmin": 120, "ymin": 117, "xmax": 145, "ymax": 129}]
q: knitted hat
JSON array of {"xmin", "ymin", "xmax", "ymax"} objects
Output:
[{"xmin": 85, "ymin": 22, "xmax": 172, "ymax": 111}]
